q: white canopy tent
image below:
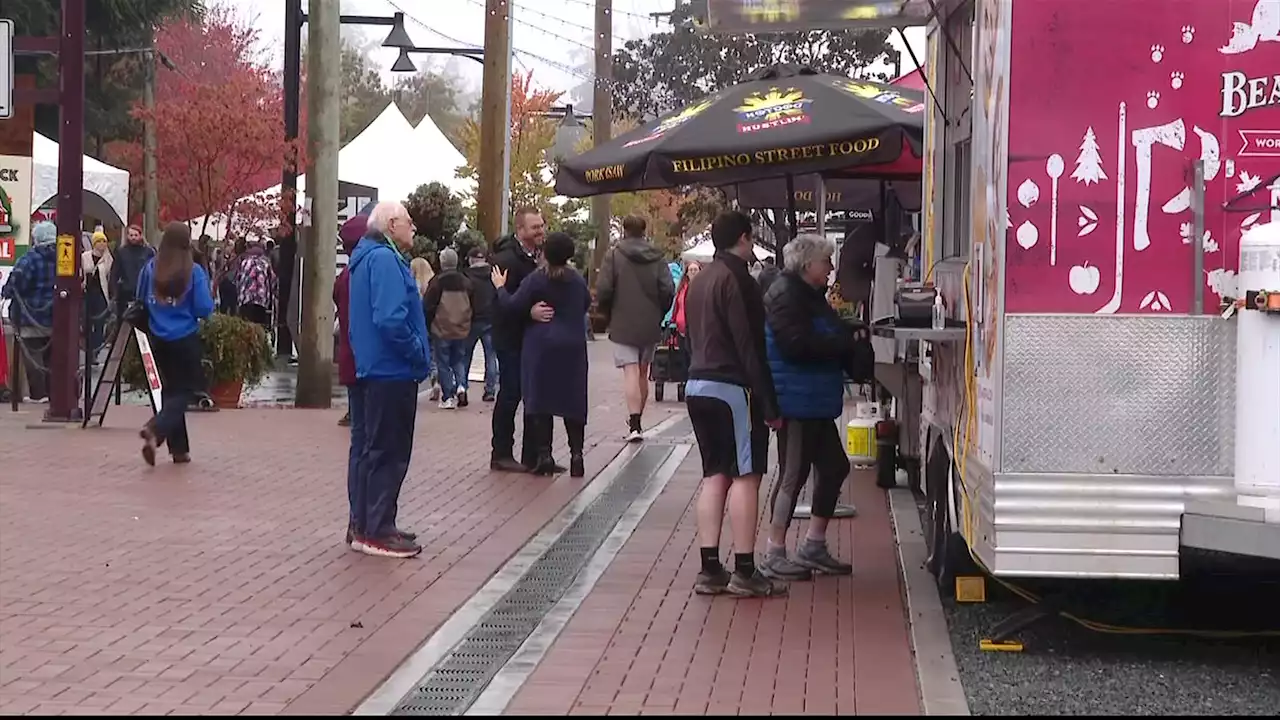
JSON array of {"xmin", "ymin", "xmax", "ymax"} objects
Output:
[
  {"xmin": 190, "ymin": 103, "xmax": 456, "ymax": 241},
  {"xmin": 681, "ymin": 236, "xmax": 774, "ymax": 263},
  {"xmin": 409, "ymin": 113, "xmax": 471, "ymax": 197},
  {"xmin": 31, "ymin": 133, "xmax": 131, "ymax": 226}
]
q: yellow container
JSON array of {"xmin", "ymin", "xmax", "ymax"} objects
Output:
[{"xmin": 846, "ymin": 417, "xmax": 878, "ymax": 465}]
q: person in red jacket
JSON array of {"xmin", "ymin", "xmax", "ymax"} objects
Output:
[{"xmin": 335, "ymin": 215, "xmax": 366, "ymax": 547}]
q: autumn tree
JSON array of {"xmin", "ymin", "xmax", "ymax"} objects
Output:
[
  {"xmin": 457, "ymin": 70, "xmax": 563, "ymax": 230},
  {"xmin": 11, "ymin": 0, "xmax": 205, "ymax": 152},
  {"xmin": 107, "ymin": 6, "xmax": 300, "ymax": 236},
  {"xmin": 611, "ymin": 3, "xmax": 901, "ymax": 121}
]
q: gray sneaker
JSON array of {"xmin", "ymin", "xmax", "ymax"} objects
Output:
[
  {"xmin": 727, "ymin": 570, "xmax": 789, "ymax": 598},
  {"xmin": 759, "ymin": 550, "xmax": 813, "ymax": 581},
  {"xmin": 694, "ymin": 567, "xmax": 732, "ymax": 596},
  {"xmin": 795, "ymin": 541, "xmax": 853, "ymax": 576}
]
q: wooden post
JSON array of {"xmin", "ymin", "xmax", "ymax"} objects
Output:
[{"xmin": 477, "ymin": 0, "xmax": 512, "ymax": 245}]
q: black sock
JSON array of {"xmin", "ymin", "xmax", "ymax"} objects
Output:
[
  {"xmin": 629, "ymin": 413, "xmax": 642, "ymax": 432},
  {"xmin": 734, "ymin": 553, "xmax": 756, "ymax": 577},
  {"xmin": 700, "ymin": 546, "xmax": 723, "ymax": 574}
]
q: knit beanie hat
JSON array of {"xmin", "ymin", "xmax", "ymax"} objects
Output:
[{"xmin": 439, "ymin": 247, "xmax": 459, "ymax": 270}]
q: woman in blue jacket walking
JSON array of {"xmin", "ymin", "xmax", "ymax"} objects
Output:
[{"xmin": 138, "ymin": 222, "xmax": 215, "ymax": 466}]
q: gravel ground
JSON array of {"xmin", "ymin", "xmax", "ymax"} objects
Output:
[{"xmin": 938, "ymin": 555, "xmax": 1280, "ymax": 715}]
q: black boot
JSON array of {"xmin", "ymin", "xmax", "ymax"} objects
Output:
[{"xmin": 566, "ymin": 419, "xmax": 586, "ymax": 478}]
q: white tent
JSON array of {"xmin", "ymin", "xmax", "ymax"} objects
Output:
[
  {"xmin": 681, "ymin": 237, "xmax": 774, "ymax": 263},
  {"xmin": 190, "ymin": 103, "xmax": 484, "ymax": 241},
  {"xmin": 31, "ymin": 133, "xmax": 131, "ymax": 225},
  {"xmin": 410, "ymin": 113, "xmax": 471, "ymax": 197}
]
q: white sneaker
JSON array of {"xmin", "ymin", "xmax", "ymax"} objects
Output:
[{"xmin": 439, "ymin": 398, "xmax": 457, "ymax": 410}]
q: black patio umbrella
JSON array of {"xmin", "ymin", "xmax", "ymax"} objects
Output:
[{"xmin": 554, "ymin": 64, "xmax": 924, "ymax": 197}]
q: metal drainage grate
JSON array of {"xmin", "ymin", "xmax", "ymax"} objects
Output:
[{"xmin": 391, "ymin": 444, "xmax": 675, "ymax": 716}]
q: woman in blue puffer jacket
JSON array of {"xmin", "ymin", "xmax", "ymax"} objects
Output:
[{"xmin": 759, "ymin": 233, "xmax": 874, "ymax": 583}]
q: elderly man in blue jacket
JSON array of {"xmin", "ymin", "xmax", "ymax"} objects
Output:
[
  {"xmin": 759, "ymin": 233, "xmax": 874, "ymax": 582},
  {"xmin": 347, "ymin": 200, "xmax": 431, "ymax": 559}
]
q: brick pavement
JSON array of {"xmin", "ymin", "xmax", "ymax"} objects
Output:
[
  {"xmin": 0, "ymin": 342, "xmax": 680, "ymax": 716},
  {"xmin": 502, "ymin": 457, "xmax": 922, "ymax": 717}
]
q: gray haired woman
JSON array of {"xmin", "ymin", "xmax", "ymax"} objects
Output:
[{"xmin": 759, "ymin": 233, "xmax": 874, "ymax": 581}]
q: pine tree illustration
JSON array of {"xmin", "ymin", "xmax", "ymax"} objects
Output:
[{"xmin": 1071, "ymin": 127, "xmax": 1107, "ymax": 185}]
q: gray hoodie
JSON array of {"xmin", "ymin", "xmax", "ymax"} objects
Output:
[{"xmin": 595, "ymin": 236, "xmax": 676, "ymax": 348}]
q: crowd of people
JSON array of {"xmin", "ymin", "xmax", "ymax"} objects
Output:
[{"xmin": 3, "ymin": 202, "xmax": 875, "ymax": 599}]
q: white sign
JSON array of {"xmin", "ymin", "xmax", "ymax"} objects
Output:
[{"xmin": 0, "ymin": 20, "xmax": 12, "ymax": 120}]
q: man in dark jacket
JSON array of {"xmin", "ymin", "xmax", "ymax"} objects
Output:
[
  {"xmin": 684, "ymin": 210, "xmax": 784, "ymax": 599},
  {"xmin": 759, "ymin": 233, "xmax": 873, "ymax": 582},
  {"xmin": 109, "ymin": 224, "xmax": 154, "ymax": 318},
  {"xmin": 596, "ymin": 215, "xmax": 676, "ymax": 441},
  {"xmin": 463, "ymin": 246, "xmax": 499, "ymax": 402},
  {"xmin": 489, "ymin": 206, "xmax": 554, "ymax": 472}
]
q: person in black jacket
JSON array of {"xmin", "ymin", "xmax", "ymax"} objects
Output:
[
  {"xmin": 110, "ymin": 224, "xmax": 155, "ymax": 319},
  {"xmin": 463, "ymin": 246, "xmax": 499, "ymax": 402},
  {"xmin": 759, "ymin": 233, "xmax": 873, "ymax": 582},
  {"xmin": 684, "ymin": 210, "xmax": 786, "ymax": 599},
  {"xmin": 489, "ymin": 206, "xmax": 555, "ymax": 472}
]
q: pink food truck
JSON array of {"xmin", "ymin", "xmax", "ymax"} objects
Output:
[{"xmin": 906, "ymin": 0, "xmax": 1280, "ymax": 589}]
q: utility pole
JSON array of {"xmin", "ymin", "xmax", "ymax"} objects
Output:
[
  {"xmin": 48, "ymin": 0, "xmax": 86, "ymax": 423},
  {"xmin": 588, "ymin": 0, "xmax": 613, "ymax": 288},
  {"xmin": 295, "ymin": 0, "xmax": 339, "ymax": 408},
  {"xmin": 142, "ymin": 49, "xmax": 159, "ymax": 245},
  {"xmin": 499, "ymin": 7, "xmax": 515, "ymax": 236},
  {"xmin": 279, "ymin": 0, "xmax": 304, "ymax": 358},
  {"xmin": 477, "ymin": 0, "xmax": 512, "ymax": 244}
]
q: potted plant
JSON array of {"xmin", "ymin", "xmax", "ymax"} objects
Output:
[
  {"xmin": 199, "ymin": 313, "xmax": 274, "ymax": 408},
  {"xmin": 120, "ymin": 314, "xmax": 274, "ymax": 409}
]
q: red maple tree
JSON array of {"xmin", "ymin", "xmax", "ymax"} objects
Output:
[{"xmin": 109, "ymin": 5, "xmax": 304, "ymax": 238}]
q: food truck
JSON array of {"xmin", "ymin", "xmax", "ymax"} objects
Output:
[{"xmin": 904, "ymin": 0, "xmax": 1280, "ymax": 588}]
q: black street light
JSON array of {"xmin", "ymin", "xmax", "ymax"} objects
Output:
[
  {"xmin": 276, "ymin": 3, "xmax": 415, "ymax": 356},
  {"xmin": 544, "ymin": 104, "xmax": 591, "ymax": 166},
  {"xmin": 391, "ymin": 46, "xmax": 486, "ymax": 73}
]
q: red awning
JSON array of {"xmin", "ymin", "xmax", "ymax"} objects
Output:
[{"xmin": 891, "ymin": 68, "xmax": 926, "ymax": 91}]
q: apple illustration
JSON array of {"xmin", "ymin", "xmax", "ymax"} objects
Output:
[{"xmin": 1069, "ymin": 262, "xmax": 1101, "ymax": 295}]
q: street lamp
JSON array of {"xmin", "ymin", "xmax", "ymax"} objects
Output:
[
  {"xmin": 545, "ymin": 104, "xmax": 591, "ymax": 166},
  {"xmin": 277, "ymin": 3, "xmax": 416, "ymax": 357},
  {"xmin": 391, "ymin": 46, "xmax": 486, "ymax": 73}
]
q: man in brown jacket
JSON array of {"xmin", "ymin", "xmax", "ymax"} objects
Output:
[
  {"xmin": 595, "ymin": 216, "xmax": 675, "ymax": 441},
  {"xmin": 684, "ymin": 210, "xmax": 785, "ymax": 599}
]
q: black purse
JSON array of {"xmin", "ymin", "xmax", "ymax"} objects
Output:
[{"xmin": 122, "ymin": 299, "xmax": 149, "ymax": 334}]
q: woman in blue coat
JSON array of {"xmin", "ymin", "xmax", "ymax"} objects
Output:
[{"xmin": 491, "ymin": 232, "xmax": 591, "ymax": 478}]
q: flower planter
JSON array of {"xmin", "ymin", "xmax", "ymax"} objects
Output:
[{"xmin": 209, "ymin": 379, "xmax": 244, "ymax": 409}]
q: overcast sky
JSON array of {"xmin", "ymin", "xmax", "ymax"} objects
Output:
[{"xmin": 220, "ymin": 0, "xmax": 927, "ymax": 102}]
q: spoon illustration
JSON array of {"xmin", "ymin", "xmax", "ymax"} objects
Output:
[{"xmin": 1047, "ymin": 154, "xmax": 1065, "ymax": 266}]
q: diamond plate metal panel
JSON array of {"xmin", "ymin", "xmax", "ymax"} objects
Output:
[{"xmin": 1001, "ymin": 315, "xmax": 1235, "ymax": 476}]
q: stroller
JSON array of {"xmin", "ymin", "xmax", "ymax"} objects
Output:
[{"xmin": 649, "ymin": 324, "xmax": 689, "ymax": 403}]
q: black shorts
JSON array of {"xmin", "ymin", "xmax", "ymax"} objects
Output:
[{"xmin": 685, "ymin": 379, "xmax": 770, "ymax": 478}]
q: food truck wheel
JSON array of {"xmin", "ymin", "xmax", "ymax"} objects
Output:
[
  {"xmin": 654, "ymin": 382, "xmax": 665, "ymax": 402},
  {"xmin": 924, "ymin": 437, "xmax": 978, "ymax": 596}
]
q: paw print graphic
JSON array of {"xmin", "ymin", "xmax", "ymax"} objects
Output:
[
  {"xmin": 1170, "ymin": 72, "xmax": 1184, "ymax": 90},
  {"xmin": 1181, "ymin": 26, "xmax": 1195, "ymax": 44},
  {"xmin": 1146, "ymin": 91, "xmax": 1161, "ymax": 109},
  {"xmin": 1150, "ymin": 44, "xmax": 1165, "ymax": 62}
]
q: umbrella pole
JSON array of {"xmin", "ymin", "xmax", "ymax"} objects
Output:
[
  {"xmin": 816, "ymin": 176, "xmax": 827, "ymax": 237},
  {"xmin": 785, "ymin": 174, "xmax": 797, "ymax": 252}
]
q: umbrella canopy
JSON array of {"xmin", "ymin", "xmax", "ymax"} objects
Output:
[{"xmin": 555, "ymin": 64, "xmax": 924, "ymax": 198}]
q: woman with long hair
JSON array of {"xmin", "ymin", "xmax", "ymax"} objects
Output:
[
  {"xmin": 137, "ymin": 222, "xmax": 215, "ymax": 466},
  {"xmin": 409, "ymin": 257, "xmax": 441, "ymax": 400},
  {"xmin": 491, "ymin": 232, "xmax": 591, "ymax": 477}
]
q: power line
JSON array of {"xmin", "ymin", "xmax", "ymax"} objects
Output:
[
  {"xmin": 555, "ymin": 0, "xmax": 663, "ymax": 21},
  {"xmin": 511, "ymin": 3, "xmax": 630, "ymax": 44},
  {"xmin": 458, "ymin": 0, "xmax": 597, "ymax": 54},
  {"xmin": 384, "ymin": 0, "xmax": 598, "ymax": 82}
]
